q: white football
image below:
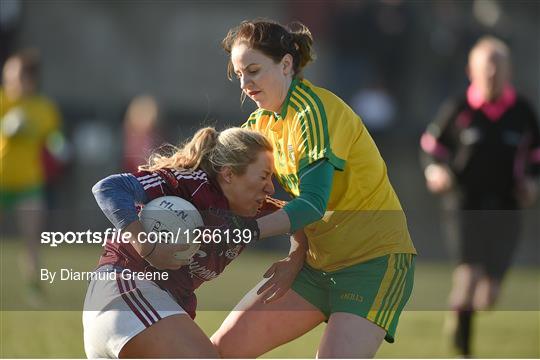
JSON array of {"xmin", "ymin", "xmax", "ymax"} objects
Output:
[{"xmin": 139, "ymin": 196, "xmax": 203, "ymax": 260}]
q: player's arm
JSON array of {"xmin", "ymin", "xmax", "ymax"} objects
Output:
[
  {"xmin": 420, "ymin": 99, "xmax": 460, "ymax": 193},
  {"xmin": 1, "ymin": 108, "xmax": 28, "ymax": 137},
  {"xmin": 516, "ymin": 103, "xmax": 540, "ymax": 207},
  {"xmin": 256, "ymin": 230, "xmax": 308, "ymax": 303},
  {"xmin": 92, "ymin": 173, "xmax": 189, "ymax": 269},
  {"xmin": 525, "ymin": 104, "xmax": 540, "ymax": 177},
  {"xmin": 219, "ymin": 159, "xmax": 333, "ymax": 239},
  {"xmin": 256, "ymin": 195, "xmax": 308, "ymax": 259},
  {"xmin": 256, "ymin": 159, "xmax": 334, "ymax": 237},
  {"xmin": 420, "ymin": 99, "xmax": 459, "ymax": 167},
  {"xmin": 92, "ymin": 174, "xmax": 155, "ymax": 257},
  {"xmin": 240, "ymin": 192, "xmax": 309, "ymax": 302},
  {"xmin": 257, "ymin": 196, "xmax": 287, "ymax": 216},
  {"xmin": 92, "ymin": 173, "xmax": 149, "ymax": 230}
]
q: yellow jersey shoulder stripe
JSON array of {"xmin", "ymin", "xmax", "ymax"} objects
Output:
[
  {"xmin": 290, "ymin": 92, "xmax": 318, "ymax": 157},
  {"xmin": 243, "ymin": 109, "xmax": 272, "ymax": 128},
  {"xmin": 293, "ymin": 86, "xmax": 325, "ymax": 151},
  {"xmin": 297, "ymin": 80, "xmax": 330, "ymax": 149},
  {"xmin": 288, "ymin": 79, "xmax": 345, "ymax": 170},
  {"xmin": 288, "ymin": 95, "xmax": 314, "ymax": 162},
  {"xmin": 289, "ymin": 83, "xmax": 327, "ymax": 164}
]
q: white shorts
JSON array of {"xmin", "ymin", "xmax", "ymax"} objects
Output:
[{"xmin": 82, "ymin": 266, "xmax": 185, "ymax": 359}]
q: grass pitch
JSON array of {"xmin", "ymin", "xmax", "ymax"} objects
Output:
[{"xmin": 1, "ymin": 241, "xmax": 538, "ymax": 358}]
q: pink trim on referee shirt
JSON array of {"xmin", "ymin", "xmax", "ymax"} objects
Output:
[
  {"xmin": 420, "ymin": 132, "xmax": 449, "ymax": 160},
  {"xmin": 467, "ymin": 83, "xmax": 516, "ymax": 122}
]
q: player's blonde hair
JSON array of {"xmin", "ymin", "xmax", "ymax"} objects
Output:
[
  {"xmin": 140, "ymin": 127, "xmax": 272, "ymax": 177},
  {"xmin": 222, "ymin": 19, "xmax": 316, "ymax": 80}
]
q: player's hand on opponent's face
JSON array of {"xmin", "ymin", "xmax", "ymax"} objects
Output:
[
  {"xmin": 256, "ymin": 252, "xmax": 304, "ymax": 304},
  {"xmin": 424, "ymin": 164, "xmax": 453, "ymax": 194}
]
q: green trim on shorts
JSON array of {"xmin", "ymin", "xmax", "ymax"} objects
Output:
[
  {"xmin": 0, "ymin": 186, "xmax": 44, "ymax": 210},
  {"xmin": 291, "ymin": 253, "xmax": 415, "ymax": 343}
]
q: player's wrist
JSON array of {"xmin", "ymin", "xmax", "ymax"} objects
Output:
[
  {"xmin": 287, "ymin": 248, "xmax": 306, "ymax": 265},
  {"xmin": 239, "ymin": 216, "xmax": 261, "ymax": 242},
  {"xmin": 225, "ymin": 214, "xmax": 261, "ymax": 242}
]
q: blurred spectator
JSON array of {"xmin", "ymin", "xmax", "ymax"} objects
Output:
[
  {"xmin": 420, "ymin": 36, "xmax": 540, "ymax": 356},
  {"xmin": 0, "ymin": 48, "xmax": 66, "ymax": 303},
  {"xmin": 41, "ymin": 126, "xmax": 72, "ymax": 209},
  {"xmin": 0, "ymin": 0, "xmax": 22, "ymax": 68},
  {"xmin": 122, "ymin": 95, "xmax": 162, "ymax": 173}
]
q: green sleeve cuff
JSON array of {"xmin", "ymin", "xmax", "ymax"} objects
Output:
[{"xmin": 283, "ymin": 160, "xmax": 334, "ymax": 232}]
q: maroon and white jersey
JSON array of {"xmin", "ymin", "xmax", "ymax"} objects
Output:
[{"xmin": 97, "ymin": 168, "xmax": 284, "ymax": 319}]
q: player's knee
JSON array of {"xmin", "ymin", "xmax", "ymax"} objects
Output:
[
  {"xmin": 211, "ymin": 330, "xmax": 236, "ymax": 358},
  {"xmin": 451, "ymin": 264, "xmax": 482, "ymax": 298},
  {"xmin": 449, "ymin": 274, "xmax": 476, "ymax": 310},
  {"xmin": 213, "ymin": 326, "xmax": 262, "ymax": 358},
  {"xmin": 473, "ymin": 297, "xmax": 492, "ymax": 310},
  {"xmin": 454, "ymin": 264, "xmax": 482, "ymax": 282},
  {"xmin": 473, "ymin": 281, "xmax": 500, "ymax": 310},
  {"xmin": 318, "ymin": 343, "xmax": 378, "ymax": 359},
  {"xmin": 121, "ymin": 340, "xmax": 218, "ymax": 359}
]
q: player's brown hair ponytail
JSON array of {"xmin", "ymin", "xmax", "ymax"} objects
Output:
[
  {"xmin": 141, "ymin": 127, "xmax": 272, "ymax": 177},
  {"xmin": 288, "ymin": 21, "xmax": 315, "ymax": 73},
  {"xmin": 222, "ymin": 19, "xmax": 316, "ymax": 79}
]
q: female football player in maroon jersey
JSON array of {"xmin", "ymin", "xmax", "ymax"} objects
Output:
[{"xmin": 83, "ymin": 127, "xmax": 301, "ymax": 358}]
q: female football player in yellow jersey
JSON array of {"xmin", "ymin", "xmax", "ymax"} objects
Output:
[
  {"xmin": 1, "ymin": 50, "xmax": 63, "ymax": 303},
  {"xmin": 211, "ymin": 19, "xmax": 417, "ymax": 358}
]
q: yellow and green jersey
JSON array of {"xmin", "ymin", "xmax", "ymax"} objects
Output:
[
  {"xmin": 1, "ymin": 89, "xmax": 61, "ymax": 190},
  {"xmin": 243, "ymin": 78, "xmax": 416, "ymax": 271}
]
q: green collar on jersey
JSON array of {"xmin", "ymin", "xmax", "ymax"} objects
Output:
[{"xmin": 276, "ymin": 77, "xmax": 300, "ymax": 120}]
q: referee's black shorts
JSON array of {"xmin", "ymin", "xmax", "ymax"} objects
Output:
[
  {"xmin": 442, "ymin": 195, "xmax": 522, "ymax": 280},
  {"xmin": 459, "ymin": 210, "xmax": 521, "ymax": 279}
]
